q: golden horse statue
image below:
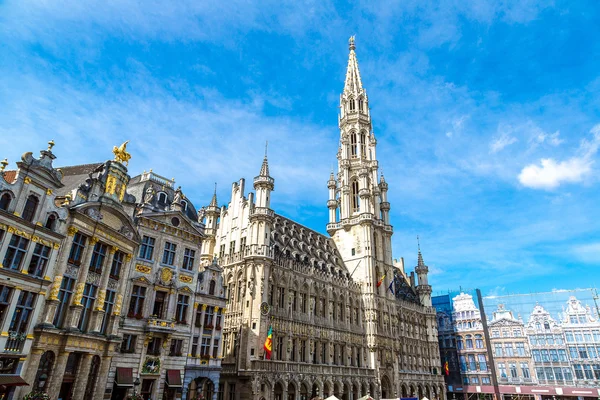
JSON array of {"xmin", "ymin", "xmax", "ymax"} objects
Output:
[{"xmin": 113, "ymin": 141, "xmax": 131, "ymax": 165}]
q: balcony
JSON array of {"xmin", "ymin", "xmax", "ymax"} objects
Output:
[
  {"xmin": 249, "ymin": 360, "xmax": 375, "ymax": 379},
  {"xmin": 3, "ymin": 331, "xmax": 27, "ymax": 353},
  {"xmin": 145, "ymin": 317, "xmax": 177, "ymax": 333}
]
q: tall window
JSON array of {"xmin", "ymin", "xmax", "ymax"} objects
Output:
[
  {"xmin": 360, "ymin": 132, "xmax": 366, "ymax": 158},
  {"xmin": 475, "ymin": 334, "xmax": 484, "ymax": 348},
  {"xmin": 22, "ymin": 194, "xmax": 39, "ymax": 222},
  {"xmin": 162, "ymin": 241, "xmax": 176, "ymax": 265},
  {"xmin": 201, "ymin": 337, "xmax": 211, "ymax": 356},
  {"xmin": 209, "ymin": 280, "xmax": 216, "ymax": 295},
  {"xmin": 351, "ymin": 180, "xmax": 360, "ymax": 213},
  {"xmin": 349, "ymin": 99, "xmax": 355, "ymax": 111},
  {"xmin": 204, "ymin": 306, "xmax": 214, "ymax": 327},
  {"xmin": 169, "ymin": 339, "xmax": 183, "ymax": 356},
  {"xmin": 128, "ymin": 285, "xmax": 146, "ymax": 317},
  {"xmin": 68, "ymin": 232, "xmax": 87, "ymax": 266},
  {"xmin": 89, "ymin": 242, "xmax": 107, "ymax": 274},
  {"xmin": 100, "ymin": 290, "xmax": 116, "ymax": 334},
  {"xmin": 212, "ymin": 339, "xmax": 219, "ymax": 358},
  {"xmin": 216, "ymin": 309, "xmax": 222, "ymax": 329},
  {"xmin": 0, "ymin": 285, "xmax": 14, "ymax": 328},
  {"xmin": 468, "ymin": 354, "xmax": 476, "ymax": 370},
  {"xmin": 182, "ymin": 248, "xmax": 195, "ymax": 271},
  {"xmin": 0, "ymin": 192, "xmax": 11, "ymax": 210},
  {"xmin": 276, "ymin": 337, "xmax": 284, "ymax": 361},
  {"xmin": 478, "ymin": 354, "xmax": 488, "ymax": 371},
  {"xmin": 110, "ymin": 251, "xmax": 125, "ymax": 279},
  {"xmin": 516, "ymin": 342, "xmax": 526, "ymax": 356},
  {"xmin": 505, "ymin": 343, "xmax": 514, "ymax": 356},
  {"xmin": 53, "ymin": 277, "xmax": 75, "ymax": 328},
  {"xmin": 139, "ymin": 236, "xmax": 155, "ymax": 260},
  {"xmin": 78, "ymin": 283, "xmax": 97, "ymax": 331},
  {"xmin": 465, "ymin": 335, "xmax": 473, "ymax": 349},
  {"xmin": 350, "ymin": 133, "xmax": 357, "ymax": 158},
  {"xmin": 510, "ymin": 363, "xmax": 518, "ymax": 378},
  {"xmin": 121, "ymin": 334, "xmax": 137, "ymax": 353},
  {"xmin": 152, "ymin": 291, "xmax": 167, "ymax": 318},
  {"xmin": 147, "ymin": 337, "xmax": 162, "ymax": 355},
  {"xmin": 191, "ymin": 336, "xmax": 199, "ymax": 356},
  {"xmin": 3, "ymin": 235, "xmax": 29, "ymax": 270},
  {"xmin": 359, "ymin": 98, "xmax": 364, "ymax": 111},
  {"xmin": 27, "ymin": 243, "xmax": 51, "ymax": 277},
  {"xmin": 176, "ymin": 294, "xmax": 189, "ymax": 323},
  {"xmin": 9, "ymin": 291, "xmax": 36, "ymax": 333},
  {"xmin": 521, "ymin": 363, "xmax": 531, "ymax": 378},
  {"xmin": 498, "ymin": 362, "xmax": 507, "ymax": 378}
]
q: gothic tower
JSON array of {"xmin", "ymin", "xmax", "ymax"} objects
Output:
[{"xmin": 328, "ymin": 36, "xmax": 394, "ymax": 293}]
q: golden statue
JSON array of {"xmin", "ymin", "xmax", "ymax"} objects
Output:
[{"xmin": 112, "ymin": 141, "xmax": 132, "ymax": 165}]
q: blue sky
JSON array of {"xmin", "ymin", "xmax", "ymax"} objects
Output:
[{"xmin": 1, "ymin": 0, "xmax": 599, "ymax": 295}]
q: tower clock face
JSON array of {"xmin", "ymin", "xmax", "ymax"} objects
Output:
[{"xmin": 260, "ymin": 302, "xmax": 270, "ymax": 316}]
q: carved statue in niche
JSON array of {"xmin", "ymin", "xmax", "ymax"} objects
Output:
[
  {"xmin": 173, "ymin": 186, "xmax": 182, "ymax": 204},
  {"xmin": 197, "ymin": 206, "xmax": 206, "ymax": 222},
  {"xmin": 144, "ymin": 186, "xmax": 156, "ymax": 204}
]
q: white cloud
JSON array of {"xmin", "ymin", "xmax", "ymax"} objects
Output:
[
  {"xmin": 531, "ymin": 129, "xmax": 563, "ymax": 148},
  {"xmin": 490, "ymin": 132, "xmax": 518, "ymax": 153},
  {"xmin": 518, "ymin": 157, "xmax": 592, "ymax": 189},
  {"xmin": 518, "ymin": 124, "xmax": 600, "ymax": 190},
  {"xmin": 572, "ymin": 242, "xmax": 600, "ymax": 263}
]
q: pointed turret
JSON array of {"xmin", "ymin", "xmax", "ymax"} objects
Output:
[
  {"xmin": 253, "ymin": 149, "xmax": 275, "ymax": 208},
  {"xmin": 259, "ymin": 155, "xmax": 270, "ymax": 177},
  {"xmin": 343, "ymin": 36, "xmax": 364, "ymax": 96},
  {"xmin": 415, "ymin": 238, "xmax": 432, "ymax": 307},
  {"xmin": 209, "ymin": 184, "xmax": 218, "ymax": 208}
]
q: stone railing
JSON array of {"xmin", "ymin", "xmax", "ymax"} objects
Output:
[
  {"xmin": 3, "ymin": 331, "xmax": 27, "ymax": 353},
  {"xmin": 146, "ymin": 317, "xmax": 177, "ymax": 332},
  {"xmin": 140, "ymin": 171, "xmax": 174, "ymax": 189},
  {"xmin": 250, "ymin": 207, "xmax": 275, "ymax": 218},
  {"xmin": 249, "ymin": 360, "xmax": 376, "ymax": 378}
]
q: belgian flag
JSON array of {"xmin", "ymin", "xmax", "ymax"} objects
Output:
[{"xmin": 264, "ymin": 325, "xmax": 273, "ymax": 360}]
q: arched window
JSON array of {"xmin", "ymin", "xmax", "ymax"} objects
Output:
[
  {"xmin": 349, "ymin": 99, "xmax": 355, "ymax": 111},
  {"xmin": 181, "ymin": 200, "xmax": 188, "ymax": 211},
  {"xmin": 157, "ymin": 192, "xmax": 168, "ymax": 204},
  {"xmin": 360, "ymin": 131, "xmax": 366, "ymax": 158},
  {"xmin": 22, "ymin": 194, "xmax": 39, "ymax": 222},
  {"xmin": 351, "ymin": 180, "xmax": 360, "ymax": 213},
  {"xmin": 34, "ymin": 351, "xmax": 55, "ymax": 391},
  {"xmin": 0, "ymin": 192, "xmax": 11, "ymax": 210},
  {"xmin": 209, "ymin": 280, "xmax": 216, "ymax": 296},
  {"xmin": 350, "ymin": 133, "xmax": 357, "ymax": 158},
  {"xmin": 45, "ymin": 214, "xmax": 58, "ymax": 231},
  {"xmin": 359, "ymin": 98, "xmax": 364, "ymax": 111},
  {"xmin": 544, "ymin": 321, "xmax": 550, "ymax": 330}
]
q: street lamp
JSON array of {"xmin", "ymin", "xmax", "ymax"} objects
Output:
[{"xmin": 133, "ymin": 377, "xmax": 141, "ymax": 397}]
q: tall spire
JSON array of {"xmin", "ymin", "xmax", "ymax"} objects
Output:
[
  {"xmin": 344, "ymin": 36, "xmax": 364, "ymax": 95},
  {"xmin": 259, "ymin": 156, "xmax": 270, "ymax": 177},
  {"xmin": 209, "ymin": 182, "xmax": 218, "ymax": 207}
]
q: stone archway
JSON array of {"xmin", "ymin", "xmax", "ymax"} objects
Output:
[
  {"xmin": 380, "ymin": 376, "xmax": 391, "ymax": 399},
  {"xmin": 334, "ymin": 382, "xmax": 342, "ymax": 399},
  {"xmin": 274, "ymin": 382, "xmax": 284, "ymax": 400},
  {"xmin": 352, "ymin": 383, "xmax": 359, "ymax": 400},
  {"xmin": 417, "ymin": 385, "xmax": 423, "ymax": 400},
  {"xmin": 288, "ymin": 382, "xmax": 297, "ymax": 400},
  {"xmin": 369, "ymin": 383, "xmax": 376, "ymax": 399},
  {"xmin": 323, "ymin": 382, "xmax": 331, "ymax": 398},
  {"xmin": 300, "ymin": 382, "xmax": 309, "ymax": 400},
  {"xmin": 311, "ymin": 382, "xmax": 320, "ymax": 400},
  {"xmin": 401, "ymin": 384, "xmax": 408, "ymax": 398}
]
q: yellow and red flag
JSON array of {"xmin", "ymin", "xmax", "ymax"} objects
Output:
[
  {"xmin": 444, "ymin": 360, "xmax": 450, "ymax": 375},
  {"xmin": 264, "ymin": 325, "xmax": 273, "ymax": 360},
  {"xmin": 376, "ymin": 274, "xmax": 386, "ymax": 288}
]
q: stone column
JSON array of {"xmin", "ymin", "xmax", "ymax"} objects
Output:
[
  {"xmin": 109, "ymin": 254, "xmax": 133, "ymax": 336},
  {"xmin": 23, "ymin": 349, "xmax": 44, "ymax": 388},
  {"xmin": 94, "ymin": 356, "xmax": 113, "ymax": 400},
  {"xmin": 47, "ymin": 351, "xmax": 70, "ymax": 400},
  {"xmin": 71, "ymin": 353, "xmax": 94, "ymax": 399},
  {"xmin": 66, "ymin": 236, "xmax": 98, "ymax": 330}
]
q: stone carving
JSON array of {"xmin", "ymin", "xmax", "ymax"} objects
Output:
[
  {"xmin": 160, "ymin": 267, "xmax": 173, "ymax": 284},
  {"xmin": 96, "ymin": 290, "xmax": 106, "ymax": 311},
  {"xmin": 86, "ymin": 207, "xmax": 103, "ymax": 220},
  {"xmin": 113, "ymin": 294, "xmax": 123, "ymax": 316},
  {"xmin": 72, "ymin": 282, "xmax": 85, "ymax": 305},
  {"xmin": 173, "ymin": 186, "xmax": 182, "ymax": 204},
  {"xmin": 65, "ymin": 265, "xmax": 78, "ymax": 278},
  {"xmin": 86, "ymin": 271, "xmax": 101, "ymax": 285},
  {"xmin": 144, "ymin": 186, "xmax": 156, "ymax": 204},
  {"xmin": 48, "ymin": 275, "xmax": 63, "ymax": 300},
  {"xmin": 197, "ymin": 206, "xmax": 206, "ymax": 222},
  {"xmin": 107, "ymin": 279, "xmax": 118, "ymax": 290}
]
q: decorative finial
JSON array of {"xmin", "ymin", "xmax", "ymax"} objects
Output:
[
  {"xmin": 112, "ymin": 140, "xmax": 131, "ymax": 166},
  {"xmin": 265, "ymin": 141, "xmax": 268, "ymax": 158},
  {"xmin": 47, "ymin": 140, "xmax": 55, "ymax": 151},
  {"xmin": 349, "ymin": 35, "xmax": 356, "ymax": 51},
  {"xmin": 214, "ymin": 182, "xmax": 217, "ymax": 195},
  {"xmin": 0, "ymin": 158, "xmax": 8, "ymax": 171},
  {"xmin": 417, "ymin": 235, "xmax": 420, "ymax": 252}
]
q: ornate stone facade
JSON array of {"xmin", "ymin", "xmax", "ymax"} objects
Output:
[
  {"xmin": 198, "ymin": 38, "xmax": 444, "ymax": 400},
  {"xmin": 0, "ymin": 141, "xmax": 66, "ymax": 399}
]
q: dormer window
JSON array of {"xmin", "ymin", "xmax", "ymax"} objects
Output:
[
  {"xmin": 181, "ymin": 200, "xmax": 188, "ymax": 211},
  {"xmin": 157, "ymin": 192, "xmax": 167, "ymax": 204}
]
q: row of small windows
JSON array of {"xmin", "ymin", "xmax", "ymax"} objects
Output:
[
  {"xmin": 0, "ymin": 192, "xmax": 58, "ymax": 230},
  {"xmin": 348, "ymin": 98, "xmax": 365, "ymax": 113},
  {"xmin": 138, "ymin": 235, "xmax": 196, "ymax": 271}
]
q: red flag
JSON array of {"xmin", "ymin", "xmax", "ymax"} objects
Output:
[
  {"xmin": 376, "ymin": 274, "xmax": 386, "ymax": 288},
  {"xmin": 444, "ymin": 361, "xmax": 449, "ymax": 375}
]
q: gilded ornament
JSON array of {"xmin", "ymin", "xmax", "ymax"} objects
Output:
[
  {"xmin": 201, "ymin": 304, "xmax": 208, "ymax": 311},
  {"xmin": 53, "ymin": 243, "xmax": 60, "ymax": 250},
  {"xmin": 46, "ymin": 188, "xmax": 53, "ymax": 195},
  {"xmin": 67, "ymin": 226, "xmax": 78, "ymax": 236},
  {"xmin": 125, "ymin": 253, "xmax": 133, "ymax": 262},
  {"xmin": 135, "ymin": 264, "xmax": 152, "ymax": 274},
  {"xmin": 160, "ymin": 267, "xmax": 173, "ymax": 283},
  {"xmin": 48, "ymin": 276, "xmax": 62, "ymax": 300},
  {"xmin": 109, "ymin": 246, "xmax": 118, "ymax": 254},
  {"xmin": 179, "ymin": 274, "xmax": 193, "ymax": 283},
  {"xmin": 89, "ymin": 236, "xmax": 99, "ymax": 245},
  {"xmin": 96, "ymin": 290, "xmax": 106, "ymax": 311},
  {"xmin": 72, "ymin": 283, "xmax": 85, "ymax": 305},
  {"xmin": 112, "ymin": 141, "xmax": 132, "ymax": 165},
  {"xmin": 24, "ymin": 177, "xmax": 32, "ymax": 184},
  {"xmin": 113, "ymin": 294, "xmax": 123, "ymax": 316}
]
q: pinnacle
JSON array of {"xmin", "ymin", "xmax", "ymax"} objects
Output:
[
  {"xmin": 343, "ymin": 37, "xmax": 364, "ymax": 95},
  {"xmin": 259, "ymin": 156, "xmax": 270, "ymax": 177},
  {"xmin": 209, "ymin": 183, "xmax": 218, "ymax": 207}
]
